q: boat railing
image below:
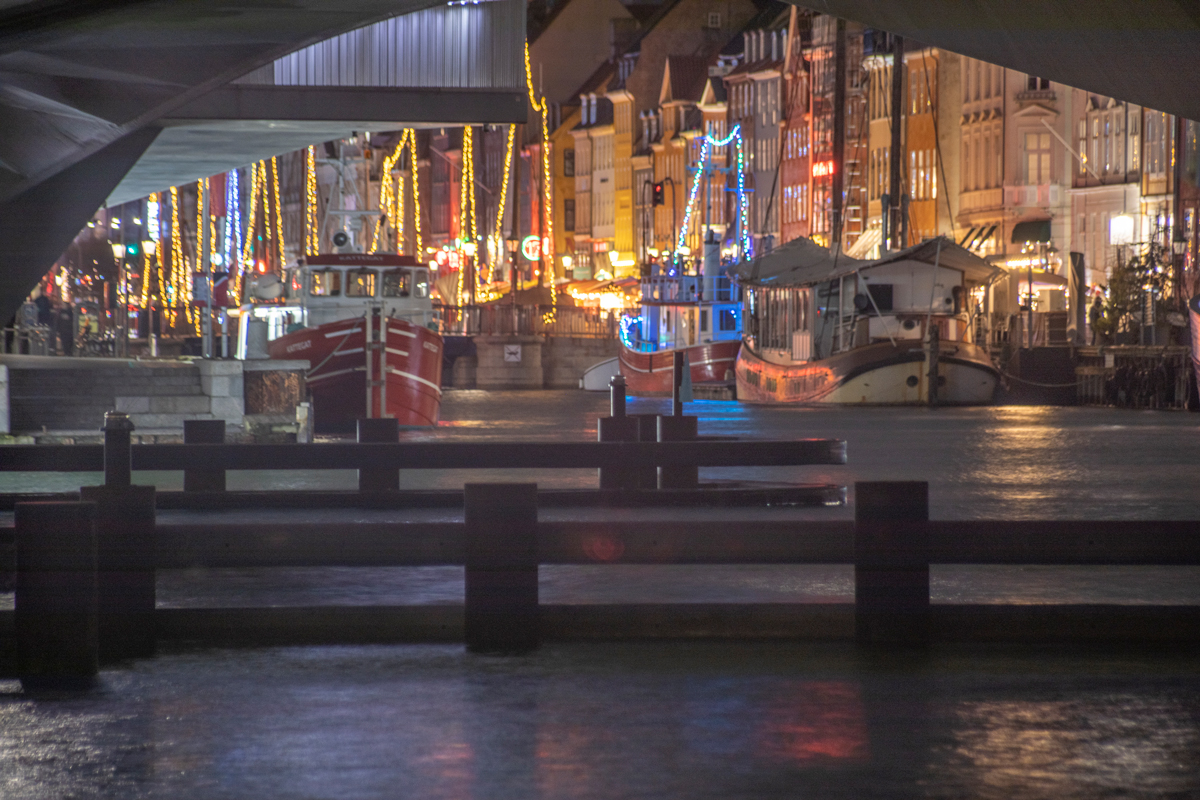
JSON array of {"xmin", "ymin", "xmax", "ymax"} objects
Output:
[
  {"xmin": 640, "ymin": 276, "xmax": 738, "ymax": 304},
  {"xmin": 437, "ymin": 304, "xmax": 619, "ymax": 339}
]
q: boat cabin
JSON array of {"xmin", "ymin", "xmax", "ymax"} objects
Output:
[
  {"xmin": 624, "ymin": 274, "xmax": 742, "ymax": 353},
  {"xmin": 738, "ymin": 237, "xmax": 1002, "ymax": 365},
  {"xmin": 243, "ymin": 254, "xmax": 435, "ymax": 342}
]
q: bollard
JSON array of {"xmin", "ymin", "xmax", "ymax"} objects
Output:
[
  {"xmin": 631, "ymin": 413, "xmax": 660, "ymax": 489},
  {"xmin": 597, "ymin": 376, "xmax": 638, "ymax": 489},
  {"xmin": 102, "ymin": 410, "xmax": 134, "ymax": 488},
  {"xmin": 464, "ymin": 483, "xmax": 538, "ymax": 652},
  {"xmin": 854, "ymin": 481, "xmax": 929, "ymax": 645},
  {"xmin": 15, "ymin": 501, "xmax": 99, "ymax": 689},
  {"xmin": 609, "ymin": 374, "xmax": 627, "ymax": 418},
  {"xmin": 80, "ymin": 484, "xmax": 156, "ymax": 662},
  {"xmin": 657, "ymin": 414, "xmax": 698, "ymax": 489},
  {"xmin": 183, "ymin": 419, "xmax": 226, "ymax": 491},
  {"xmin": 357, "ymin": 417, "xmax": 400, "ymax": 492},
  {"xmin": 672, "ymin": 350, "xmax": 685, "ymax": 418}
]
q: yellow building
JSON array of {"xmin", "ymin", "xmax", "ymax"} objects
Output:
[{"xmin": 550, "ymin": 106, "xmax": 580, "ymax": 279}]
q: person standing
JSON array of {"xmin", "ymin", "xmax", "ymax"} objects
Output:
[
  {"xmin": 55, "ymin": 301, "xmax": 76, "ymax": 356},
  {"xmin": 1088, "ymin": 295, "xmax": 1103, "ymax": 346}
]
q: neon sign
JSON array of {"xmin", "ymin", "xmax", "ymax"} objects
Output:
[
  {"xmin": 812, "ymin": 160, "xmax": 835, "ymax": 177},
  {"xmin": 521, "ymin": 235, "xmax": 541, "ymax": 261}
]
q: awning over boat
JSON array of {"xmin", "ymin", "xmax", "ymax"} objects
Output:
[
  {"xmin": 728, "ymin": 236, "xmax": 868, "ymax": 287},
  {"xmin": 731, "ymin": 235, "xmax": 1005, "ymax": 288},
  {"xmin": 869, "ymin": 237, "xmax": 1006, "ymax": 285}
]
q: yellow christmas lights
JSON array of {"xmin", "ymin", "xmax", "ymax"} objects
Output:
[
  {"xmin": 489, "ymin": 125, "xmax": 516, "ymax": 283},
  {"xmin": 305, "ymin": 146, "xmax": 320, "ymax": 255},
  {"xmin": 408, "ymin": 129, "xmax": 422, "ymax": 255},
  {"xmin": 524, "ymin": 40, "xmax": 554, "ymax": 291},
  {"xmin": 140, "ymin": 192, "xmax": 157, "ymax": 310},
  {"xmin": 271, "ymin": 156, "xmax": 285, "ymax": 267}
]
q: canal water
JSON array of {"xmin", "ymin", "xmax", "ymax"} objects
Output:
[{"xmin": 2, "ymin": 392, "xmax": 1200, "ymax": 797}]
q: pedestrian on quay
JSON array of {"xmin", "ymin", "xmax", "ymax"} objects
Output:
[
  {"xmin": 55, "ymin": 301, "xmax": 76, "ymax": 356},
  {"xmin": 1089, "ymin": 295, "xmax": 1103, "ymax": 345},
  {"xmin": 33, "ymin": 288, "xmax": 52, "ymax": 327}
]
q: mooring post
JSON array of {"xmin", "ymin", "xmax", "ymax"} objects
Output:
[
  {"xmin": 464, "ymin": 483, "xmax": 539, "ymax": 652},
  {"xmin": 672, "ymin": 350, "xmax": 684, "ymax": 417},
  {"xmin": 15, "ymin": 501, "xmax": 99, "ymax": 689},
  {"xmin": 597, "ymin": 376, "xmax": 638, "ymax": 489},
  {"xmin": 657, "ymin": 413, "xmax": 698, "ymax": 489},
  {"xmin": 854, "ymin": 481, "xmax": 930, "ymax": 645},
  {"xmin": 102, "ymin": 410, "xmax": 133, "ymax": 488},
  {"xmin": 183, "ymin": 419, "xmax": 226, "ymax": 492},
  {"xmin": 79, "ymin": 483, "xmax": 156, "ymax": 662},
  {"xmin": 632, "ymin": 413, "xmax": 660, "ymax": 489},
  {"xmin": 357, "ymin": 417, "xmax": 400, "ymax": 492},
  {"xmin": 926, "ymin": 324, "xmax": 940, "ymax": 407}
]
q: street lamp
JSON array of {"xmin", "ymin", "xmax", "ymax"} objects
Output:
[
  {"xmin": 506, "ymin": 235, "xmax": 520, "ymax": 304},
  {"xmin": 1172, "ymin": 229, "xmax": 1188, "ymax": 258}
]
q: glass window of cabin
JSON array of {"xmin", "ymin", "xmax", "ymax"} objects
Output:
[
  {"xmin": 345, "ymin": 269, "xmax": 376, "ymax": 297},
  {"xmin": 310, "ymin": 269, "xmax": 341, "ymax": 297},
  {"xmin": 867, "ymin": 283, "xmax": 894, "ymax": 312},
  {"xmin": 413, "ymin": 270, "xmax": 430, "ymax": 298},
  {"xmin": 719, "ymin": 308, "xmax": 738, "ymax": 331},
  {"xmin": 382, "ymin": 269, "xmax": 411, "ymax": 297}
]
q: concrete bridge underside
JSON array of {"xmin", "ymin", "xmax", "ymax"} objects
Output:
[{"xmin": 0, "ymin": 0, "xmax": 527, "ymax": 324}]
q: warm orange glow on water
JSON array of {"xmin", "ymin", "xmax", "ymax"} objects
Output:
[{"xmin": 756, "ymin": 682, "xmax": 870, "ymax": 763}]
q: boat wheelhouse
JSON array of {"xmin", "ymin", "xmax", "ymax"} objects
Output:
[
  {"xmin": 618, "ymin": 268, "xmax": 743, "ymax": 396},
  {"xmin": 733, "ymin": 236, "xmax": 1003, "ymax": 405}
]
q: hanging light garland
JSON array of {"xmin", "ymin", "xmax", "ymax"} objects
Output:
[
  {"xmin": 237, "ymin": 161, "xmax": 261, "ymax": 300},
  {"xmin": 488, "ymin": 124, "xmax": 516, "ymax": 283},
  {"xmin": 457, "ymin": 125, "xmax": 479, "ymax": 306},
  {"xmin": 140, "ymin": 193, "xmax": 159, "ymax": 310},
  {"xmin": 305, "ymin": 146, "xmax": 320, "ymax": 255},
  {"xmin": 169, "ymin": 185, "xmax": 189, "ymax": 327},
  {"xmin": 224, "ymin": 168, "xmax": 243, "ymax": 279},
  {"xmin": 675, "ymin": 124, "xmax": 753, "ymax": 262},
  {"xmin": 371, "ymin": 130, "xmax": 411, "ymax": 254},
  {"xmin": 270, "ymin": 156, "xmax": 286, "ymax": 269},
  {"xmin": 524, "ymin": 40, "xmax": 554, "ymax": 299},
  {"xmin": 407, "ymin": 129, "xmax": 422, "ymax": 256}
]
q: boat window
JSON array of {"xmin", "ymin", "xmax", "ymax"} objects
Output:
[
  {"xmin": 719, "ymin": 308, "xmax": 738, "ymax": 331},
  {"xmin": 867, "ymin": 284, "xmax": 894, "ymax": 312},
  {"xmin": 413, "ymin": 270, "xmax": 429, "ymax": 298},
  {"xmin": 345, "ymin": 269, "xmax": 376, "ymax": 297},
  {"xmin": 382, "ymin": 269, "xmax": 411, "ymax": 298},
  {"xmin": 309, "ymin": 269, "xmax": 341, "ymax": 297}
]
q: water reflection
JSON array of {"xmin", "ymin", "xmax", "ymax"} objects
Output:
[{"xmin": 1, "ymin": 644, "xmax": 1197, "ymax": 798}]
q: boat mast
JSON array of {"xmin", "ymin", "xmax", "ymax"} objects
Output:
[
  {"xmin": 831, "ymin": 17, "xmax": 847, "ymax": 254},
  {"xmin": 887, "ymin": 35, "xmax": 906, "ymax": 251}
]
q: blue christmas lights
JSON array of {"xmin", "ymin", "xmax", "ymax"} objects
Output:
[
  {"xmin": 619, "ymin": 314, "xmax": 641, "ymax": 350},
  {"xmin": 674, "ymin": 124, "xmax": 753, "ymax": 263},
  {"xmin": 224, "ymin": 169, "xmax": 242, "ymax": 274}
]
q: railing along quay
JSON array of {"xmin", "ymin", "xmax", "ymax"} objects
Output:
[{"xmin": 1, "ymin": 401, "xmax": 1199, "ymax": 689}]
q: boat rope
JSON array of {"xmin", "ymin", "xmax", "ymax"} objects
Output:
[{"xmin": 305, "ymin": 324, "xmax": 360, "ymax": 378}]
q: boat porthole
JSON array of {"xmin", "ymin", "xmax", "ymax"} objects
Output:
[
  {"xmin": 906, "ymin": 375, "xmax": 918, "ymax": 387},
  {"xmin": 902, "ymin": 319, "xmax": 917, "ymax": 331}
]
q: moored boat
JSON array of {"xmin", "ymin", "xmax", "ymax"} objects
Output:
[
  {"xmin": 618, "ymin": 265, "xmax": 743, "ymax": 397},
  {"xmin": 255, "ymin": 253, "xmax": 442, "ymax": 431},
  {"xmin": 732, "ymin": 236, "xmax": 1003, "ymax": 405}
]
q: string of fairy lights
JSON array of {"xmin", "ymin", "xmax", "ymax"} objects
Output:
[
  {"xmin": 130, "ymin": 37, "xmax": 563, "ymax": 326},
  {"xmin": 675, "ymin": 124, "xmax": 754, "ymax": 263}
]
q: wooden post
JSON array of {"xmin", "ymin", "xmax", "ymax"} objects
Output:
[
  {"xmin": 632, "ymin": 413, "xmax": 660, "ymax": 489},
  {"xmin": 102, "ymin": 410, "xmax": 133, "ymax": 488},
  {"xmin": 357, "ymin": 417, "xmax": 400, "ymax": 492},
  {"xmin": 926, "ymin": 324, "xmax": 940, "ymax": 407},
  {"xmin": 672, "ymin": 350, "xmax": 684, "ymax": 418},
  {"xmin": 80, "ymin": 484, "xmax": 156, "ymax": 662},
  {"xmin": 855, "ymin": 481, "xmax": 929, "ymax": 645},
  {"xmin": 657, "ymin": 414, "xmax": 698, "ymax": 489},
  {"xmin": 464, "ymin": 483, "xmax": 538, "ymax": 652},
  {"xmin": 15, "ymin": 501, "xmax": 99, "ymax": 689},
  {"xmin": 183, "ymin": 419, "xmax": 226, "ymax": 491},
  {"xmin": 597, "ymin": 376, "xmax": 638, "ymax": 489}
]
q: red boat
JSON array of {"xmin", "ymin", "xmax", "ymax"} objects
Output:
[
  {"xmin": 255, "ymin": 253, "xmax": 443, "ymax": 431},
  {"xmin": 619, "ymin": 340, "xmax": 741, "ymax": 395},
  {"xmin": 617, "ymin": 270, "xmax": 742, "ymax": 396}
]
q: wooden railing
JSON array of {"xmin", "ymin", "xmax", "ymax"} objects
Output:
[{"xmin": 436, "ymin": 304, "xmax": 619, "ymax": 339}]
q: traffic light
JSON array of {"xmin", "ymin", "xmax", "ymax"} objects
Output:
[
  {"xmin": 653, "ymin": 181, "xmax": 664, "ymax": 206},
  {"xmin": 125, "ymin": 241, "xmax": 140, "ymax": 257}
]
